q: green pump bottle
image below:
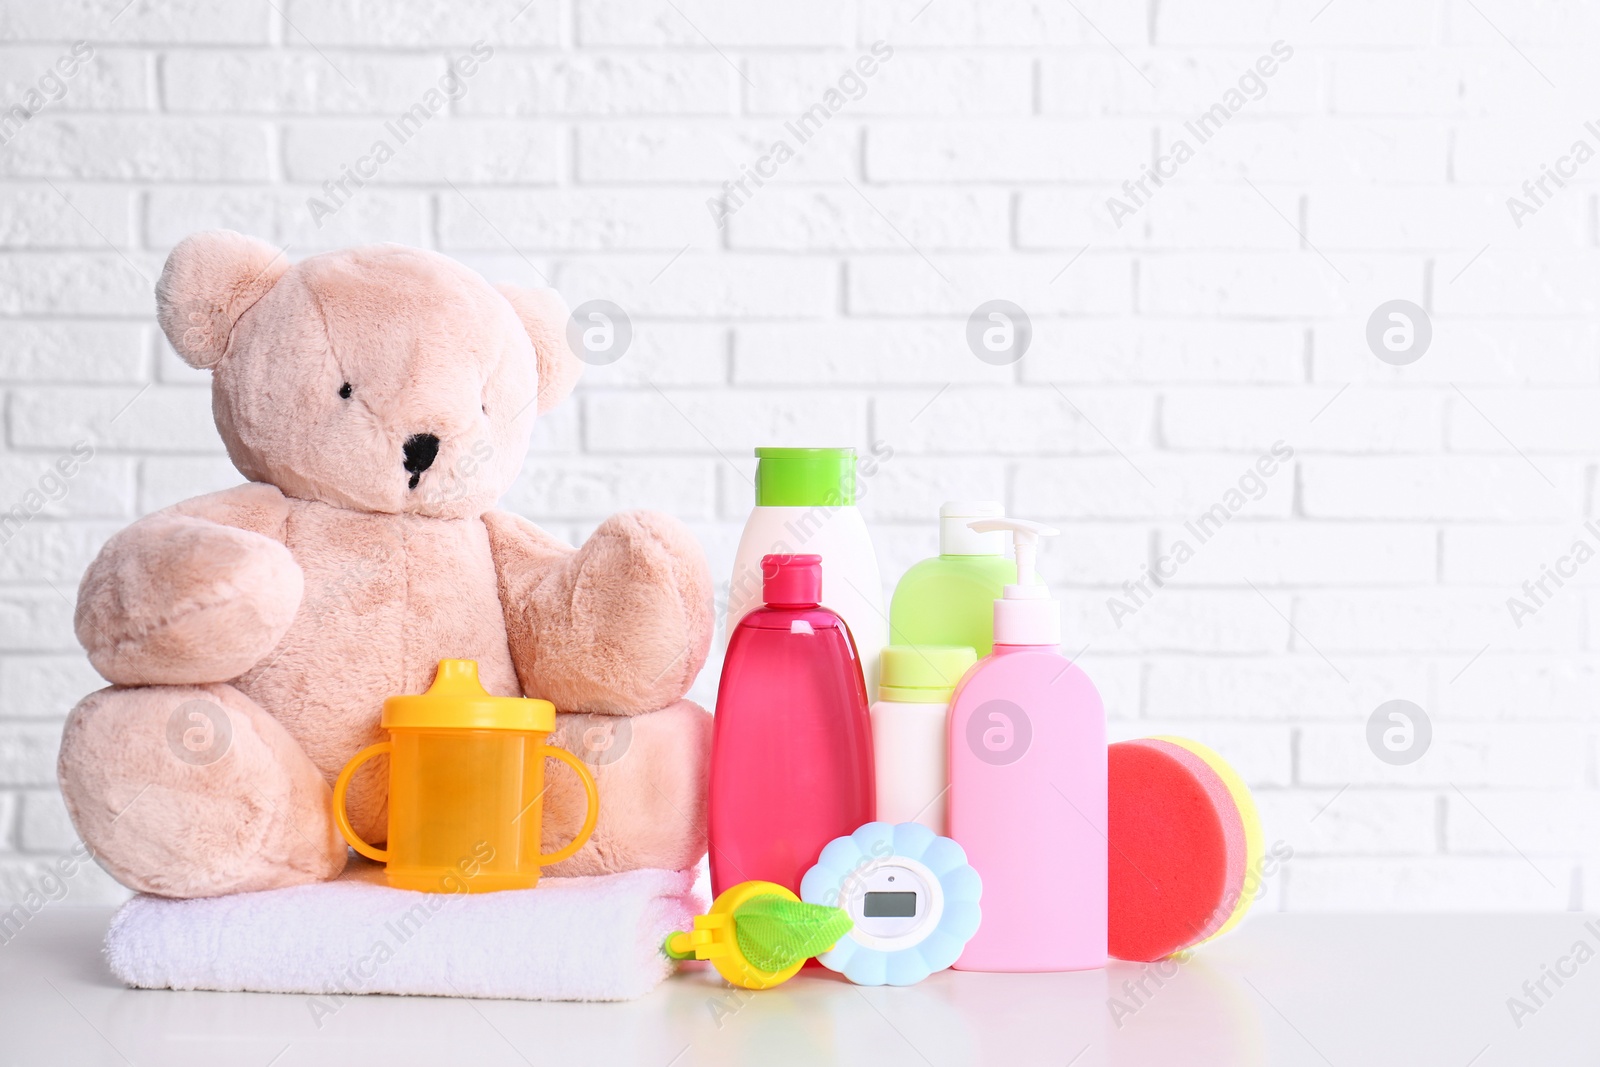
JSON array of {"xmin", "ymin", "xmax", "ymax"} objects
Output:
[{"xmin": 888, "ymin": 501, "xmax": 1018, "ymax": 658}]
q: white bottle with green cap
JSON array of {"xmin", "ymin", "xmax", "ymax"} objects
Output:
[
  {"xmin": 725, "ymin": 447, "xmax": 887, "ymax": 692},
  {"xmin": 871, "ymin": 644, "xmax": 978, "ymax": 834}
]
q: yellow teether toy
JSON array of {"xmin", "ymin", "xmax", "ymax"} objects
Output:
[{"xmin": 663, "ymin": 880, "xmax": 853, "ymax": 990}]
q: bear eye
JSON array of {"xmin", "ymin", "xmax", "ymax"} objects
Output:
[{"xmin": 339, "ymin": 382, "xmax": 352, "ymax": 399}]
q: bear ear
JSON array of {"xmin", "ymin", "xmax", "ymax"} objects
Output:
[
  {"xmin": 496, "ymin": 284, "xmax": 582, "ymax": 415},
  {"xmin": 156, "ymin": 230, "xmax": 290, "ymax": 369}
]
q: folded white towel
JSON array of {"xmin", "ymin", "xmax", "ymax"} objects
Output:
[{"xmin": 105, "ymin": 859, "xmax": 703, "ymax": 1003}]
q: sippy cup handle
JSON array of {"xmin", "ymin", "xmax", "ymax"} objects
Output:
[
  {"xmin": 538, "ymin": 746, "xmax": 600, "ymax": 866},
  {"xmin": 333, "ymin": 741, "xmax": 392, "ymax": 863}
]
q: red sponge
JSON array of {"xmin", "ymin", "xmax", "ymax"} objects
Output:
[{"xmin": 1108, "ymin": 737, "xmax": 1257, "ymax": 963}]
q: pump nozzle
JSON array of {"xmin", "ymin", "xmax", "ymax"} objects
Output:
[
  {"xmin": 968, "ymin": 518, "xmax": 1059, "ymax": 599},
  {"xmin": 968, "ymin": 518, "xmax": 1062, "ymax": 646}
]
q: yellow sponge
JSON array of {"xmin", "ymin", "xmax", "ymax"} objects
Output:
[
  {"xmin": 1151, "ymin": 736, "xmax": 1263, "ymax": 942},
  {"xmin": 1109, "ymin": 736, "xmax": 1264, "ymax": 961}
]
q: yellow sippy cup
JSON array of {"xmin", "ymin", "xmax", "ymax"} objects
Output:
[{"xmin": 333, "ymin": 659, "xmax": 600, "ymax": 893}]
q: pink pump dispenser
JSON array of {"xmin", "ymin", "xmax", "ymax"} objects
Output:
[
  {"xmin": 708, "ymin": 553, "xmax": 875, "ymax": 898},
  {"xmin": 947, "ymin": 519, "xmax": 1107, "ymax": 971}
]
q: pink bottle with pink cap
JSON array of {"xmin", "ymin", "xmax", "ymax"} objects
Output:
[{"xmin": 709, "ymin": 553, "xmax": 875, "ymax": 897}]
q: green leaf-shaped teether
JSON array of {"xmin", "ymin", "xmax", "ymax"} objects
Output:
[{"xmin": 733, "ymin": 894, "xmax": 853, "ymax": 973}]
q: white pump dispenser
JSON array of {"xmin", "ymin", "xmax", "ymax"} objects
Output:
[{"xmin": 967, "ymin": 518, "xmax": 1060, "ymax": 647}]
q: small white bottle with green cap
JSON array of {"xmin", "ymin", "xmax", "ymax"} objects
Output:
[
  {"xmin": 725, "ymin": 447, "xmax": 886, "ymax": 693},
  {"xmin": 871, "ymin": 644, "xmax": 978, "ymax": 834}
]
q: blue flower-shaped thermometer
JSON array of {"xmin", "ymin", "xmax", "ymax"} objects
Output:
[{"xmin": 800, "ymin": 821, "xmax": 982, "ymax": 986}]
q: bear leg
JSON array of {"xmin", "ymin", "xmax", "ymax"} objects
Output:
[
  {"xmin": 540, "ymin": 699, "xmax": 711, "ymax": 876},
  {"xmin": 58, "ymin": 683, "xmax": 346, "ymax": 898}
]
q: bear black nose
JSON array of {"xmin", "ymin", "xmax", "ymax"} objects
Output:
[{"xmin": 403, "ymin": 434, "xmax": 439, "ymax": 488}]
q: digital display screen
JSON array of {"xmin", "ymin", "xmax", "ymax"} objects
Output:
[{"xmin": 863, "ymin": 891, "xmax": 917, "ymax": 918}]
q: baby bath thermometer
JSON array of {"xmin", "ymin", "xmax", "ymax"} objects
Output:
[{"xmin": 801, "ymin": 821, "xmax": 982, "ymax": 986}]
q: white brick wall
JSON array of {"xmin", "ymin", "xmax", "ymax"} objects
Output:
[{"xmin": 0, "ymin": 0, "xmax": 1595, "ymax": 914}]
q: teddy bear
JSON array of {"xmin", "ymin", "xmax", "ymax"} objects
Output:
[{"xmin": 56, "ymin": 231, "xmax": 715, "ymax": 899}]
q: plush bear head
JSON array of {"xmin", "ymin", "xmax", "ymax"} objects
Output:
[{"xmin": 156, "ymin": 231, "xmax": 581, "ymax": 519}]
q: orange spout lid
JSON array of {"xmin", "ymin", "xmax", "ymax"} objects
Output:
[{"xmin": 381, "ymin": 659, "xmax": 555, "ymax": 732}]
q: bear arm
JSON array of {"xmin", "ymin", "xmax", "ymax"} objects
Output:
[
  {"xmin": 484, "ymin": 509, "xmax": 713, "ymax": 715},
  {"xmin": 165, "ymin": 481, "xmax": 294, "ymax": 542},
  {"xmin": 77, "ymin": 483, "xmax": 304, "ymax": 686}
]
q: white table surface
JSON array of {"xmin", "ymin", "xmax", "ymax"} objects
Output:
[{"xmin": 1, "ymin": 908, "xmax": 1594, "ymax": 1066}]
